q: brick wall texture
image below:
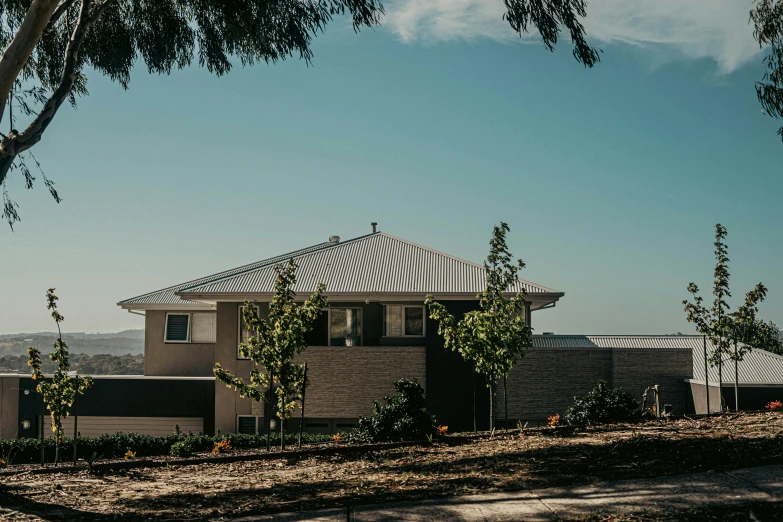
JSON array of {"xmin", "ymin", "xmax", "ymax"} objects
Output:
[
  {"xmin": 495, "ymin": 348, "xmax": 693, "ymax": 421},
  {"xmin": 250, "ymin": 346, "xmax": 426, "ymax": 418}
]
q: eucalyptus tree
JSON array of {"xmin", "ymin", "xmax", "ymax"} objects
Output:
[
  {"xmin": 0, "ymin": 0, "xmax": 599, "ymax": 229},
  {"xmin": 426, "ymin": 222, "xmax": 531, "ymax": 432},
  {"xmin": 727, "ymin": 284, "xmax": 781, "ymax": 410},
  {"xmin": 27, "ymin": 288, "xmax": 93, "ymax": 464},
  {"xmin": 214, "ymin": 259, "xmax": 326, "ymax": 450},
  {"xmin": 751, "ymin": 0, "xmax": 783, "ymax": 141}
]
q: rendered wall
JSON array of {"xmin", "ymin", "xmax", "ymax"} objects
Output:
[{"xmin": 143, "ymin": 311, "xmax": 216, "ymax": 377}]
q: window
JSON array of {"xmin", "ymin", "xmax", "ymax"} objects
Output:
[
  {"xmin": 191, "ymin": 313, "xmax": 216, "ymax": 343},
  {"xmin": 164, "ymin": 312, "xmax": 217, "ymax": 343},
  {"xmin": 329, "ymin": 308, "xmax": 362, "ymax": 346},
  {"xmin": 383, "ymin": 305, "xmax": 425, "ymax": 337},
  {"xmin": 165, "ymin": 314, "xmax": 190, "ymax": 342}
]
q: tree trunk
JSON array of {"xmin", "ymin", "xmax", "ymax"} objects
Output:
[
  {"xmin": 503, "ymin": 375, "xmax": 508, "ymax": 431},
  {"xmin": 298, "ymin": 363, "xmax": 307, "ymax": 450},
  {"xmin": 266, "ymin": 374, "xmax": 273, "ymax": 452},
  {"xmin": 734, "ymin": 341, "xmax": 739, "ymax": 412},
  {"xmin": 703, "ymin": 335, "xmax": 710, "ymax": 416},
  {"xmin": 488, "ymin": 373, "xmax": 494, "ymax": 433},
  {"xmin": 0, "ymin": 0, "xmax": 114, "ymax": 188},
  {"xmin": 472, "ymin": 366, "xmax": 476, "ymax": 434},
  {"xmin": 73, "ymin": 384, "xmax": 79, "ymax": 463},
  {"xmin": 280, "ymin": 412, "xmax": 285, "ymax": 451},
  {"xmin": 0, "ymin": 0, "xmax": 60, "ymax": 126},
  {"xmin": 718, "ymin": 356, "xmax": 724, "ymax": 411}
]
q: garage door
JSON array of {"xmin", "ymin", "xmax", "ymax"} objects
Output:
[{"xmin": 55, "ymin": 416, "xmax": 203, "ymax": 437}]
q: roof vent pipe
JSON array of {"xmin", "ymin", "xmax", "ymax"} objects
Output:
[
  {"xmin": 371, "ymin": 222, "xmax": 378, "ymax": 233},
  {"xmin": 329, "ymin": 235, "xmax": 340, "ymax": 243}
]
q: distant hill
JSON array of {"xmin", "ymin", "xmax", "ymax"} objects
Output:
[{"xmin": 0, "ymin": 330, "xmax": 144, "ymax": 356}]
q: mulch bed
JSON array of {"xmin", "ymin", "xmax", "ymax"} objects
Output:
[{"xmin": 0, "ymin": 412, "xmax": 781, "ymax": 521}]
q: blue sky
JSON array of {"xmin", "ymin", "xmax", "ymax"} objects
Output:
[{"xmin": 2, "ymin": 1, "xmax": 782, "ymax": 335}]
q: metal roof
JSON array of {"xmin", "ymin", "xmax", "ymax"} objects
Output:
[
  {"xmin": 177, "ymin": 232, "xmax": 561, "ymax": 297},
  {"xmin": 118, "ymin": 241, "xmax": 333, "ymax": 306},
  {"xmin": 532, "ymin": 335, "xmax": 704, "ymax": 349},
  {"xmin": 532, "ymin": 335, "xmax": 783, "ymax": 385}
]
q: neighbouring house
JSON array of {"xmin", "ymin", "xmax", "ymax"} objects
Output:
[{"xmin": 2, "ymin": 225, "xmax": 782, "ymax": 439}]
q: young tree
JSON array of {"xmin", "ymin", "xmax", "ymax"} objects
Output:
[
  {"xmin": 684, "ymin": 224, "xmax": 779, "ymax": 412},
  {"xmin": 213, "ymin": 259, "xmax": 326, "ymax": 450},
  {"xmin": 27, "ymin": 288, "xmax": 93, "ymax": 464},
  {"xmin": 426, "ymin": 222, "xmax": 531, "ymax": 432},
  {"xmin": 0, "ymin": 0, "xmax": 599, "ymax": 229},
  {"xmin": 727, "ymin": 284, "xmax": 781, "ymax": 411}
]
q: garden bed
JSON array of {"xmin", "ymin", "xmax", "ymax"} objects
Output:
[{"xmin": 0, "ymin": 412, "xmax": 781, "ymax": 521}]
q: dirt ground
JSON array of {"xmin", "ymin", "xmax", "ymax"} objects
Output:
[{"xmin": 1, "ymin": 412, "xmax": 782, "ymax": 521}]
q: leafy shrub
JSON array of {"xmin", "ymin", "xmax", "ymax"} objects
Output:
[
  {"xmin": 766, "ymin": 400, "xmax": 783, "ymax": 411},
  {"xmin": 348, "ymin": 379, "xmax": 437, "ymax": 443},
  {"xmin": 548, "ymin": 414, "xmax": 560, "ymax": 426},
  {"xmin": 564, "ymin": 380, "xmax": 640, "ymax": 426},
  {"xmin": 0, "ymin": 431, "xmax": 333, "ymax": 465}
]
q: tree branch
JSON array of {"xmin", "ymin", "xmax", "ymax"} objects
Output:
[
  {"xmin": 50, "ymin": 0, "xmax": 77, "ymax": 28},
  {"xmin": 0, "ymin": 0, "xmax": 61, "ymax": 126},
  {"xmin": 0, "ymin": 0, "xmax": 114, "ymax": 187}
]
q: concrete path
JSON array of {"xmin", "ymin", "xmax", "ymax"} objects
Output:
[{"xmin": 236, "ymin": 465, "xmax": 783, "ymax": 521}]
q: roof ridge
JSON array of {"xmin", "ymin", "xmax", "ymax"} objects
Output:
[
  {"xmin": 178, "ymin": 232, "xmax": 381, "ymax": 293},
  {"xmin": 119, "ymin": 239, "xmax": 335, "ymax": 304},
  {"xmin": 375, "ymin": 232, "xmax": 560, "ymax": 293}
]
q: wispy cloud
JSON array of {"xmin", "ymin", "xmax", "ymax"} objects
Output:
[{"xmin": 384, "ymin": 0, "xmax": 761, "ymax": 74}]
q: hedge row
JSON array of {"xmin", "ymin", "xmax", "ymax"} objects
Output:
[{"xmin": 0, "ymin": 431, "xmax": 335, "ymax": 465}]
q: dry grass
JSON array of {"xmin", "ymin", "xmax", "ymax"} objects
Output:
[{"xmin": 1, "ymin": 412, "xmax": 781, "ymax": 521}]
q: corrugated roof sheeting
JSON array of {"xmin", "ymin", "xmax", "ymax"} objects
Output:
[
  {"xmin": 181, "ymin": 233, "xmax": 558, "ymax": 295},
  {"xmin": 119, "ymin": 241, "xmax": 333, "ymax": 305},
  {"xmin": 533, "ymin": 335, "xmax": 704, "ymax": 349},
  {"xmin": 533, "ymin": 335, "xmax": 783, "ymax": 385}
]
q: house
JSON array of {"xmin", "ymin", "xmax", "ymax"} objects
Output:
[{"xmin": 1, "ymin": 226, "xmax": 781, "ymax": 439}]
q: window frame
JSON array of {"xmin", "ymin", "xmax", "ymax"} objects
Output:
[
  {"xmin": 327, "ymin": 307, "xmax": 363, "ymax": 347},
  {"xmin": 191, "ymin": 312, "xmax": 217, "ymax": 343},
  {"xmin": 382, "ymin": 304, "xmax": 426, "ymax": 338},
  {"xmin": 164, "ymin": 313, "xmax": 191, "ymax": 343},
  {"xmin": 164, "ymin": 312, "xmax": 218, "ymax": 344}
]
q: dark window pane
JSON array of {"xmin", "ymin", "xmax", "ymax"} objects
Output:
[
  {"xmin": 405, "ymin": 307, "xmax": 424, "ymax": 336},
  {"xmin": 166, "ymin": 314, "xmax": 189, "ymax": 342},
  {"xmin": 305, "ymin": 310, "xmax": 329, "ymax": 346},
  {"xmin": 237, "ymin": 417, "xmax": 256, "ymax": 434},
  {"xmin": 330, "ymin": 308, "xmax": 361, "ymax": 346}
]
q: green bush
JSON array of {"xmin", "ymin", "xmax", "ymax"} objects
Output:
[
  {"xmin": 0, "ymin": 430, "xmax": 333, "ymax": 465},
  {"xmin": 564, "ymin": 380, "xmax": 641, "ymax": 426},
  {"xmin": 348, "ymin": 379, "xmax": 437, "ymax": 443}
]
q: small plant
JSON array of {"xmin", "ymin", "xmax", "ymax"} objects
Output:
[
  {"xmin": 436, "ymin": 425, "xmax": 449, "ymax": 436},
  {"xmin": 766, "ymin": 400, "xmax": 783, "ymax": 411},
  {"xmin": 211, "ymin": 440, "xmax": 231, "ymax": 454},
  {"xmin": 85, "ymin": 451, "xmax": 102, "ymax": 474},
  {"xmin": 124, "ymin": 450, "xmax": 136, "ymax": 460},
  {"xmin": 170, "ymin": 440, "xmax": 193, "ymax": 458},
  {"xmin": 548, "ymin": 414, "xmax": 560, "ymax": 426},
  {"xmin": 174, "ymin": 424, "xmax": 181, "ymax": 436},
  {"xmin": 332, "ymin": 432, "xmax": 342, "ymax": 443},
  {"xmin": 0, "ymin": 458, "xmax": 5, "ymax": 467},
  {"xmin": 564, "ymin": 381, "xmax": 640, "ymax": 426},
  {"xmin": 349, "ymin": 379, "xmax": 437, "ymax": 443}
]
